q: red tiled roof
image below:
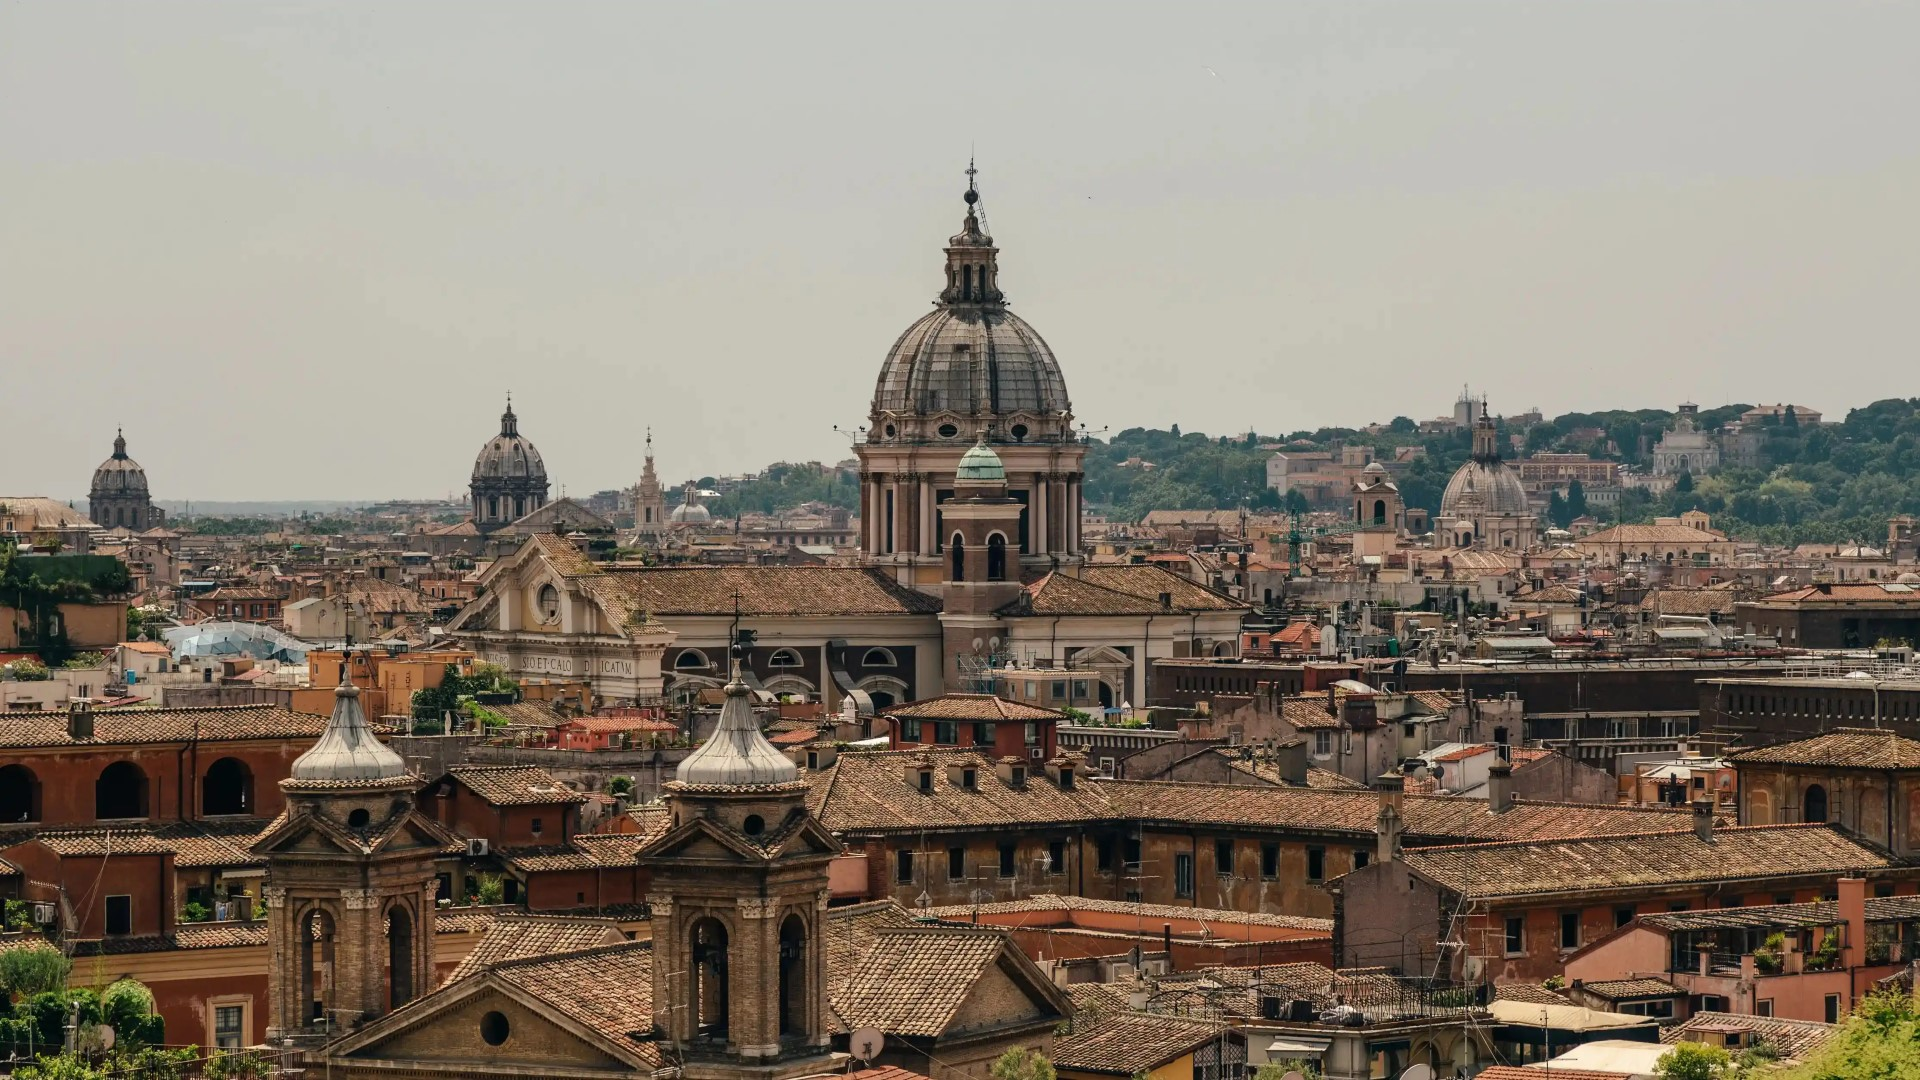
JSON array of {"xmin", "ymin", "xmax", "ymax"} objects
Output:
[{"xmin": 885, "ymin": 694, "xmax": 1064, "ymax": 722}]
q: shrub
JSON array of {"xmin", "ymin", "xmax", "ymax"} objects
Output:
[
  {"xmin": 0, "ymin": 945, "xmax": 71, "ymax": 999},
  {"xmin": 3, "ymin": 658, "xmax": 51, "ymax": 681}
]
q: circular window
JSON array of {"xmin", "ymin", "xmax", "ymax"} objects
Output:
[
  {"xmin": 536, "ymin": 583, "xmax": 560, "ymax": 624},
  {"xmin": 742, "ymin": 814, "xmax": 765, "ymax": 836},
  {"xmin": 480, "ymin": 1011, "xmax": 510, "ymax": 1046},
  {"xmin": 938, "ymin": 423, "xmax": 959, "ymax": 439},
  {"xmin": 347, "ymin": 808, "xmax": 370, "ymax": 828},
  {"xmin": 883, "ymin": 424, "xmax": 896, "ymax": 438},
  {"xmin": 1010, "ymin": 424, "xmax": 1029, "ymax": 441}
]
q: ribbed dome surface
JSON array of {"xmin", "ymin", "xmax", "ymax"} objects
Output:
[
  {"xmin": 472, "ymin": 404, "xmax": 547, "ymax": 482},
  {"xmin": 1441, "ymin": 460, "xmax": 1529, "ymax": 517},
  {"xmin": 290, "ymin": 682, "xmax": 409, "ymax": 782},
  {"xmin": 873, "ymin": 307, "xmax": 1069, "ymax": 419},
  {"xmin": 91, "ymin": 432, "xmax": 149, "ymax": 496},
  {"xmin": 676, "ymin": 679, "xmax": 798, "ymax": 786}
]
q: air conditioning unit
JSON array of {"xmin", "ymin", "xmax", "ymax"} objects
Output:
[
  {"xmin": 1029, "ymin": 747, "xmax": 1044, "ymax": 760},
  {"xmin": 32, "ymin": 903, "xmax": 55, "ymax": 925},
  {"xmin": 466, "ymin": 839, "xmax": 490, "ymax": 857}
]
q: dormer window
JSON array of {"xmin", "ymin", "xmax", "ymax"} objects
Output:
[
  {"xmin": 917, "ymin": 770, "xmax": 933, "ymax": 793},
  {"xmin": 768, "ymin": 649, "xmax": 803, "ymax": 668},
  {"xmin": 962, "ymin": 768, "xmax": 977, "ymax": 790},
  {"xmin": 1058, "ymin": 770, "xmax": 1074, "ymax": 792},
  {"xmin": 1011, "ymin": 766, "xmax": 1026, "ymax": 786}
]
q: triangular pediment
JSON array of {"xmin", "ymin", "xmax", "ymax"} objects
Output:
[
  {"xmin": 639, "ymin": 817, "xmax": 767, "ymax": 863},
  {"xmin": 327, "ymin": 973, "xmax": 645, "ymax": 1072}
]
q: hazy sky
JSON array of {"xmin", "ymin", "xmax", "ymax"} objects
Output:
[{"xmin": 4, "ymin": 2, "xmax": 1917, "ymax": 502}]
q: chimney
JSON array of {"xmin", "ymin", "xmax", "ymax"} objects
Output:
[
  {"xmin": 1326, "ymin": 685, "xmax": 1339, "ymax": 716},
  {"xmin": 67, "ymin": 699, "xmax": 94, "ymax": 740},
  {"xmin": 1692, "ymin": 799, "xmax": 1715, "ymax": 843},
  {"xmin": 1277, "ymin": 739, "xmax": 1309, "ymax": 786},
  {"xmin": 1839, "ymin": 876, "xmax": 1867, "ymax": 970},
  {"xmin": 1487, "ymin": 763, "xmax": 1513, "ymax": 814},
  {"xmin": 1373, "ymin": 773, "xmax": 1405, "ymax": 863}
]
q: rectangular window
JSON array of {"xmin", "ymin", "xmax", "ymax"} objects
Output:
[
  {"xmin": 106, "ymin": 895, "xmax": 132, "ymax": 936},
  {"xmin": 1825, "ymin": 994, "xmax": 1841, "ymax": 1024},
  {"xmin": 1306, "ymin": 847, "xmax": 1325, "ymax": 882},
  {"xmin": 972, "ymin": 722, "xmax": 991, "ymax": 745},
  {"xmin": 1024, "ymin": 722, "xmax": 1039, "ymax": 745},
  {"xmin": 214, "ymin": 1005, "xmax": 244, "ymax": 1049},
  {"xmin": 1215, "ymin": 840, "xmax": 1234, "ymax": 876},
  {"xmin": 1123, "ymin": 835, "xmax": 1142, "ymax": 867},
  {"xmin": 895, "ymin": 850, "xmax": 913, "ymax": 884},
  {"xmin": 1615, "ymin": 906, "xmax": 1636, "ymax": 928},
  {"xmin": 1052, "ymin": 681, "xmax": 1067, "ymax": 699},
  {"xmin": 1560, "ymin": 912, "xmax": 1580, "ymax": 950},
  {"xmin": 1756, "ymin": 999, "xmax": 1774, "ymax": 1018},
  {"xmin": 902, "ymin": 718, "xmax": 922, "ymax": 741},
  {"xmin": 936, "ymin": 722, "xmax": 957, "ymax": 745},
  {"xmin": 1504, "ymin": 916, "xmax": 1524, "ymax": 955},
  {"xmin": 1314, "ymin": 731, "xmax": 1332, "ymax": 756},
  {"xmin": 960, "ymin": 768, "xmax": 976, "ymax": 790},
  {"xmin": 530, "ymin": 817, "xmax": 543, "ymax": 838},
  {"xmin": 1175, "ymin": 853, "xmax": 1195, "ymax": 898},
  {"xmin": 1261, "ymin": 843, "xmax": 1280, "ymax": 880},
  {"xmin": 1354, "ymin": 848, "xmax": 1370, "ymax": 869},
  {"xmin": 1048, "ymin": 840, "xmax": 1066, "ymax": 873},
  {"xmin": 1097, "ymin": 836, "xmax": 1115, "ymax": 871},
  {"xmin": 1072, "ymin": 680, "xmax": 1089, "ymax": 700},
  {"xmin": 948, "ymin": 847, "xmax": 966, "ymax": 881},
  {"xmin": 917, "ymin": 771, "xmax": 932, "ymax": 793},
  {"xmin": 999, "ymin": 843, "xmax": 1016, "ymax": 878}
]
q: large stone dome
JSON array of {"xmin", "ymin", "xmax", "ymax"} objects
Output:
[
  {"xmin": 91, "ymin": 430, "xmax": 149, "ymax": 498},
  {"xmin": 1441, "ymin": 460, "xmax": 1529, "ymax": 517},
  {"xmin": 868, "ymin": 179, "xmax": 1073, "ymax": 445},
  {"xmin": 472, "ymin": 402, "xmax": 547, "ymax": 483}
]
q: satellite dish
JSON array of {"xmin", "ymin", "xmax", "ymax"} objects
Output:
[
  {"xmin": 989, "ymin": 636, "xmax": 1002, "ymax": 649},
  {"xmin": 96, "ymin": 1025, "xmax": 115, "ymax": 1051},
  {"xmin": 972, "ymin": 637, "xmax": 984, "ymax": 651},
  {"xmin": 1399, "ymin": 1066, "xmax": 1434, "ymax": 1080},
  {"xmin": 1281, "ymin": 1073, "xmax": 1306, "ymax": 1080},
  {"xmin": 849, "ymin": 1027, "xmax": 886, "ymax": 1063}
]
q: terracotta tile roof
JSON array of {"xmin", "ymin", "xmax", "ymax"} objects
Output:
[
  {"xmin": 487, "ymin": 701, "xmax": 572, "ymax": 728},
  {"xmin": 119, "ymin": 641, "xmax": 173, "ymax": 656},
  {"xmin": 447, "ymin": 914, "xmax": 627, "ymax": 981},
  {"xmin": 448, "ymin": 765, "xmax": 586, "ymax": 806},
  {"xmin": 1106, "ymin": 781, "xmax": 1696, "ymax": 845},
  {"xmin": 434, "ymin": 907, "xmax": 515, "ymax": 935},
  {"xmin": 527, "ymin": 533, "xmax": 601, "ymax": 576},
  {"xmin": 1753, "ymin": 582, "xmax": 1920, "ymax": 603},
  {"xmin": 503, "ymin": 833, "xmax": 652, "ymax": 872},
  {"xmin": 1492, "ymin": 981, "xmax": 1572, "ymax": 1005},
  {"xmin": 578, "ymin": 565, "xmax": 941, "ymax": 621},
  {"xmin": 171, "ymin": 922, "xmax": 269, "ymax": 948},
  {"xmin": 1662, "ymin": 1011, "xmax": 1835, "ymax": 1060},
  {"xmin": 832, "ymin": 926, "xmax": 1017, "ymax": 1037},
  {"xmin": 1009, "ymin": 566, "xmax": 1245, "ymax": 616},
  {"xmin": 808, "ymin": 748, "xmax": 1115, "ymax": 834},
  {"xmin": 1729, "ymin": 728, "xmax": 1920, "ymax": 770},
  {"xmin": 825, "ymin": 899, "xmax": 920, "ymax": 1001},
  {"xmin": 0, "ymin": 704, "xmax": 327, "ymax": 748},
  {"xmin": 488, "ymin": 941, "xmax": 662, "ymax": 1065},
  {"xmin": 1052, "ymin": 1011, "xmax": 1222, "ymax": 1075},
  {"xmin": 4, "ymin": 822, "xmax": 265, "ymax": 867},
  {"xmin": 920, "ymin": 893, "xmax": 1331, "ymax": 932},
  {"xmin": 769, "ymin": 727, "xmax": 826, "ymax": 746},
  {"xmin": 1403, "ymin": 824, "xmax": 1894, "ymax": 901},
  {"xmin": 1214, "ymin": 752, "xmax": 1368, "ymax": 791},
  {"xmin": 1579, "ymin": 977, "xmax": 1681, "ymax": 1000},
  {"xmin": 560, "ymin": 715, "xmax": 678, "ymax": 734},
  {"xmin": 844, "ymin": 1068, "xmax": 933, "ymax": 1080},
  {"xmin": 1473, "ymin": 1069, "xmax": 1627, "ymax": 1080},
  {"xmin": 1581, "ymin": 523, "xmax": 1730, "ymax": 545},
  {"xmin": 886, "ymin": 694, "xmax": 1065, "ymax": 722}
]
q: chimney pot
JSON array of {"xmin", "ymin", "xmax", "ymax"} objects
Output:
[
  {"xmin": 67, "ymin": 699, "xmax": 94, "ymax": 740},
  {"xmin": 1692, "ymin": 799, "xmax": 1715, "ymax": 843},
  {"xmin": 1487, "ymin": 763, "xmax": 1513, "ymax": 814}
]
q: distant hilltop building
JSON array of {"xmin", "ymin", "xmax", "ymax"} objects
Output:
[
  {"xmin": 89, "ymin": 428, "xmax": 165, "ymax": 531},
  {"xmin": 1437, "ymin": 407, "xmax": 1534, "ymax": 550},
  {"xmin": 1652, "ymin": 402, "xmax": 1720, "ymax": 477},
  {"xmin": 470, "ymin": 397, "xmax": 550, "ymax": 533},
  {"xmin": 1742, "ymin": 403, "xmax": 1822, "ymax": 426}
]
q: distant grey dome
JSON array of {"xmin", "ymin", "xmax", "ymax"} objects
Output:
[
  {"xmin": 290, "ymin": 681, "xmax": 409, "ymax": 782},
  {"xmin": 471, "ymin": 404, "xmax": 547, "ymax": 483},
  {"xmin": 874, "ymin": 307, "xmax": 1070, "ymax": 420},
  {"xmin": 91, "ymin": 431, "xmax": 150, "ymax": 498},
  {"xmin": 676, "ymin": 680, "xmax": 798, "ymax": 786},
  {"xmin": 670, "ymin": 484, "xmax": 712, "ymax": 524},
  {"xmin": 1441, "ymin": 459, "xmax": 1528, "ymax": 517}
]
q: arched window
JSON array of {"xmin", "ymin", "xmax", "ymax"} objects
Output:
[
  {"xmin": 388, "ymin": 904, "xmax": 414, "ymax": 1010},
  {"xmin": 96, "ymin": 762, "xmax": 149, "ymax": 820},
  {"xmin": 950, "ymin": 535, "xmax": 966, "ymax": 582},
  {"xmin": 487, "ymin": 496, "xmax": 499, "ymax": 521},
  {"xmin": 779, "ymin": 914, "xmax": 808, "ymax": 1036},
  {"xmin": 861, "ymin": 648, "xmax": 897, "ymax": 668},
  {"xmin": 675, "ymin": 650, "xmax": 711, "ymax": 671},
  {"xmin": 690, "ymin": 918, "xmax": 729, "ymax": 1041},
  {"xmin": 1373, "ymin": 500, "xmax": 1388, "ymax": 525},
  {"xmin": 0, "ymin": 764, "xmax": 40, "ymax": 823},
  {"xmin": 301, "ymin": 909, "xmax": 335, "ymax": 1026},
  {"xmin": 1805, "ymin": 784, "xmax": 1828, "ymax": 824},
  {"xmin": 201, "ymin": 757, "xmax": 253, "ymax": 816},
  {"xmin": 987, "ymin": 533, "xmax": 1008, "ymax": 582},
  {"xmin": 514, "ymin": 497, "xmax": 526, "ymax": 519},
  {"xmin": 768, "ymin": 649, "xmax": 803, "ymax": 668}
]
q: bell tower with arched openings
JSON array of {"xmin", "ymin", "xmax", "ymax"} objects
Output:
[
  {"xmin": 638, "ymin": 649, "xmax": 842, "ymax": 1077},
  {"xmin": 254, "ymin": 678, "xmax": 456, "ymax": 1043}
]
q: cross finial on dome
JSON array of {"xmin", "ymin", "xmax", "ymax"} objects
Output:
[{"xmin": 500, "ymin": 393, "xmax": 519, "ymax": 436}]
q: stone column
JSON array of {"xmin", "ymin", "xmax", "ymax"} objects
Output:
[
  {"xmin": 736, "ymin": 897, "xmax": 780, "ymax": 1057},
  {"xmin": 1033, "ymin": 476, "xmax": 1048, "ymax": 556}
]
